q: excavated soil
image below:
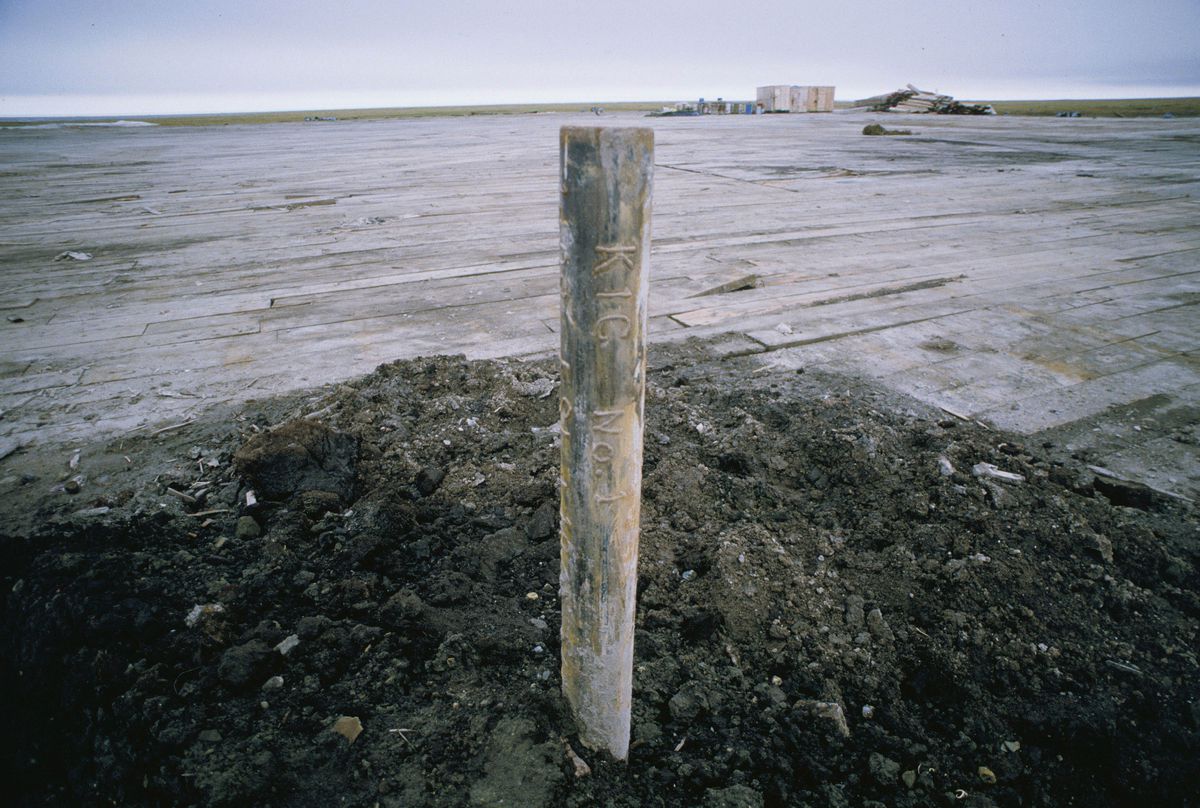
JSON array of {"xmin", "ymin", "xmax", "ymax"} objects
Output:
[{"xmin": 1, "ymin": 345, "xmax": 1197, "ymax": 808}]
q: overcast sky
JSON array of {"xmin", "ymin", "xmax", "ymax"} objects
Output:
[{"xmin": 2, "ymin": 0, "xmax": 1198, "ymax": 116}]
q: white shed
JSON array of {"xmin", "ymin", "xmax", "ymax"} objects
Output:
[
  {"xmin": 757, "ymin": 85, "xmax": 836, "ymax": 113},
  {"xmin": 756, "ymin": 85, "xmax": 792, "ymax": 112}
]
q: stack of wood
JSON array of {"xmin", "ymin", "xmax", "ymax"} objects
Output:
[{"xmin": 856, "ymin": 84, "xmax": 995, "ymax": 115}]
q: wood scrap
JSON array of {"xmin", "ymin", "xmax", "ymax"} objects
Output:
[
  {"xmin": 690, "ymin": 274, "xmax": 760, "ymax": 298},
  {"xmin": 857, "ymin": 85, "xmax": 995, "ymax": 115}
]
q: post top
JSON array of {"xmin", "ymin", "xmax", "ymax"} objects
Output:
[{"xmin": 560, "ymin": 125, "xmax": 654, "ymax": 141}]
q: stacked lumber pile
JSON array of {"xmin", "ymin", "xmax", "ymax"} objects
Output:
[{"xmin": 857, "ymin": 84, "xmax": 995, "ymax": 115}]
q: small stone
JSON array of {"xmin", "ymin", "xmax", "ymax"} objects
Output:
[
  {"xmin": 380, "ymin": 589, "xmax": 425, "ymax": 627},
  {"xmin": 845, "ymin": 595, "xmax": 865, "ymax": 629},
  {"xmin": 978, "ymin": 765, "xmax": 997, "ymax": 784},
  {"xmin": 415, "ymin": 466, "xmax": 446, "ymax": 496},
  {"xmin": 63, "ymin": 479, "xmax": 81, "ymax": 494},
  {"xmin": 297, "ymin": 489, "xmax": 343, "ymax": 519},
  {"xmin": 529, "ymin": 618, "xmax": 548, "ymax": 630},
  {"xmin": 217, "ymin": 640, "xmax": 273, "ymax": 689},
  {"xmin": 902, "ymin": 769, "xmax": 917, "ymax": 789},
  {"xmin": 701, "ymin": 784, "xmax": 765, "ymax": 808},
  {"xmin": 861, "ymin": 704, "xmax": 875, "ymax": 719},
  {"xmin": 1003, "ymin": 740, "xmax": 1021, "ymax": 753},
  {"xmin": 525, "ymin": 591, "xmax": 539, "ymax": 601},
  {"xmin": 197, "ymin": 729, "xmax": 222, "ymax": 743},
  {"xmin": 1086, "ymin": 533, "xmax": 1114, "ymax": 564},
  {"xmin": 868, "ymin": 752, "xmax": 901, "ymax": 786},
  {"xmin": 634, "ymin": 720, "xmax": 662, "ymax": 745},
  {"xmin": 669, "ymin": 685, "xmax": 707, "ymax": 722},
  {"xmin": 184, "ymin": 602, "xmax": 225, "ymax": 628},
  {"xmin": 972, "ymin": 462, "xmax": 1025, "ymax": 484},
  {"xmin": 331, "ymin": 715, "xmax": 363, "ymax": 743},
  {"xmin": 526, "ymin": 500, "xmax": 557, "ymax": 541},
  {"xmin": 236, "ymin": 515, "xmax": 261, "ymax": 539},
  {"xmin": 681, "ymin": 569, "xmax": 696, "ymax": 581},
  {"xmin": 794, "ymin": 700, "xmax": 850, "ymax": 738},
  {"xmin": 866, "ymin": 608, "xmax": 895, "ymax": 642},
  {"xmin": 564, "ymin": 741, "xmax": 591, "ymax": 778},
  {"xmin": 262, "ymin": 675, "xmax": 284, "ymax": 691}
]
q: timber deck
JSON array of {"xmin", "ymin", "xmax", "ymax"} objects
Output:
[{"xmin": 1, "ymin": 111, "xmax": 1197, "ymax": 496}]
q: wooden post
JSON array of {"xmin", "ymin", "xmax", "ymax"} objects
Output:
[{"xmin": 558, "ymin": 126, "xmax": 653, "ymax": 761}]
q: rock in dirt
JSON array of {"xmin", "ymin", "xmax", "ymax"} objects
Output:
[
  {"xmin": 233, "ymin": 419, "xmax": 357, "ymax": 500},
  {"xmin": 669, "ymin": 683, "xmax": 709, "ymax": 722},
  {"xmin": 274, "ymin": 634, "xmax": 300, "ymax": 655},
  {"xmin": 468, "ymin": 717, "xmax": 564, "ymax": 808},
  {"xmin": 845, "ymin": 595, "xmax": 866, "ymax": 629},
  {"xmin": 563, "ymin": 740, "xmax": 591, "ymax": 777},
  {"xmin": 701, "ymin": 784, "xmax": 765, "ymax": 808},
  {"xmin": 415, "ymin": 466, "xmax": 446, "ymax": 496},
  {"xmin": 297, "ymin": 489, "xmax": 342, "ymax": 519},
  {"xmin": 235, "ymin": 515, "xmax": 261, "ymax": 539},
  {"xmin": 217, "ymin": 640, "xmax": 274, "ymax": 689},
  {"xmin": 868, "ymin": 751, "xmax": 901, "ymax": 786},
  {"xmin": 380, "ymin": 589, "xmax": 426, "ymax": 628},
  {"xmin": 185, "ymin": 602, "xmax": 225, "ymax": 628},
  {"xmin": 972, "ymin": 462, "xmax": 1025, "ymax": 484},
  {"xmin": 526, "ymin": 500, "xmax": 557, "ymax": 541},
  {"xmin": 1086, "ymin": 533, "xmax": 1114, "ymax": 564},
  {"xmin": 331, "ymin": 715, "xmax": 363, "ymax": 744},
  {"xmin": 866, "ymin": 608, "xmax": 895, "ymax": 642},
  {"xmin": 794, "ymin": 700, "xmax": 851, "ymax": 738}
]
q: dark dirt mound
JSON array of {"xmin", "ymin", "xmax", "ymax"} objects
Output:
[{"xmin": 1, "ymin": 348, "xmax": 1197, "ymax": 807}]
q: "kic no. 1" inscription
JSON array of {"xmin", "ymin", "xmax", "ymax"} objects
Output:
[{"xmin": 557, "ymin": 126, "xmax": 652, "ymax": 761}]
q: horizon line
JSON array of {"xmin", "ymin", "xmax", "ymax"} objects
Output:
[{"xmin": 4, "ymin": 94, "xmax": 1200, "ymax": 122}]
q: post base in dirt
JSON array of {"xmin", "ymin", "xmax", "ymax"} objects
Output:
[{"xmin": 558, "ymin": 126, "xmax": 653, "ymax": 761}]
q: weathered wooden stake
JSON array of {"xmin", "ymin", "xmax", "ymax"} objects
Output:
[{"xmin": 558, "ymin": 126, "xmax": 653, "ymax": 761}]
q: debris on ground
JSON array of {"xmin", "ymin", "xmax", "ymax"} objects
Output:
[
  {"xmin": 0, "ymin": 345, "xmax": 1195, "ymax": 807},
  {"xmin": 856, "ymin": 84, "xmax": 996, "ymax": 115},
  {"xmin": 52, "ymin": 250, "xmax": 92, "ymax": 261},
  {"xmin": 862, "ymin": 123, "xmax": 913, "ymax": 136}
]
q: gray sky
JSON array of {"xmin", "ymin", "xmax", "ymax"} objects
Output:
[{"xmin": 2, "ymin": 0, "xmax": 1198, "ymax": 116}]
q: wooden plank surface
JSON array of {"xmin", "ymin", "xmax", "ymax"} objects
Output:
[{"xmin": 1, "ymin": 111, "xmax": 1197, "ymax": 496}]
